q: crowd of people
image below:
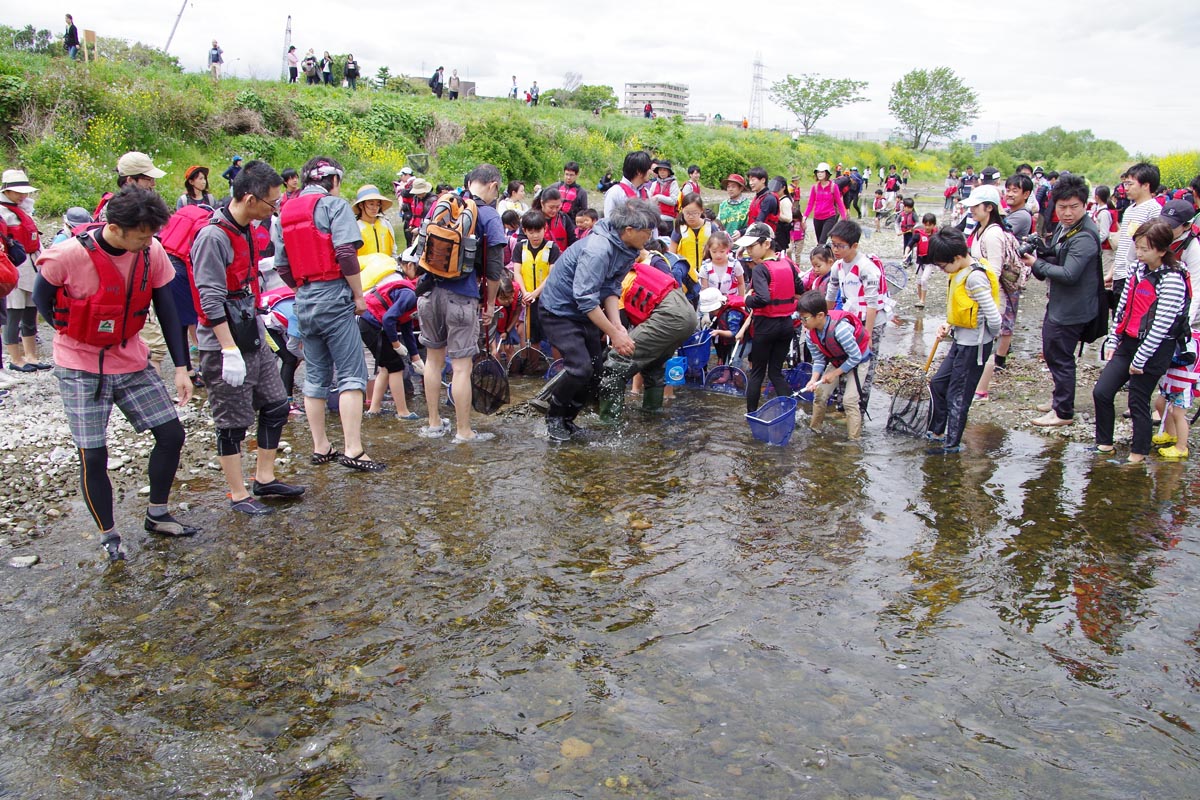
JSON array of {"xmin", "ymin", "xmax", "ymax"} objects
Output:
[{"xmin": 1, "ymin": 138, "xmax": 1198, "ymax": 562}]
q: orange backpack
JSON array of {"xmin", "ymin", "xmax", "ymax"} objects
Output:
[{"xmin": 416, "ymin": 192, "xmax": 479, "ymax": 279}]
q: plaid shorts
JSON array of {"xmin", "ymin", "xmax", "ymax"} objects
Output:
[
  {"xmin": 197, "ymin": 340, "xmax": 289, "ymax": 430},
  {"xmin": 54, "ymin": 365, "xmax": 179, "ymax": 449}
]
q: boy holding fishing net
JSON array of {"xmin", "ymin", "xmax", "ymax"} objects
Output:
[{"xmin": 798, "ymin": 290, "xmax": 871, "ymax": 440}]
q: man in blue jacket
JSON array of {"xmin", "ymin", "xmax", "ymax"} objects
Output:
[{"xmin": 537, "ymin": 199, "xmax": 660, "ymax": 441}]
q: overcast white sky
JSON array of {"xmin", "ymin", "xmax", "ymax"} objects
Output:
[{"xmin": 31, "ymin": 0, "xmax": 1200, "ymax": 155}]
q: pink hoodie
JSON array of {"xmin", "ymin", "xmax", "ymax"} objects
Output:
[{"xmin": 804, "ymin": 181, "xmax": 847, "ymax": 221}]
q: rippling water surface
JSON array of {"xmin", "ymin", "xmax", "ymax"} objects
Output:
[{"xmin": 2, "ymin": 367, "xmax": 1199, "ymax": 799}]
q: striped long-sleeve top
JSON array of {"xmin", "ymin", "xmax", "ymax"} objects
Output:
[{"xmin": 1109, "ymin": 261, "xmax": 1188, "ymax": 369}]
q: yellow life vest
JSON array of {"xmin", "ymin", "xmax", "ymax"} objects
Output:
[
  {"xmin": 675, "ymin": 222, "xmax": 708, "ymax": 284},
  {"xmin": 947, "ymin": 260, "xmax": 1001, "ymax": 329},
  {"xmin": 518, "ymin": 241, "xmax": 554, "ymax": 292},
  {"xmin": 359, "ymin": 252, "xmax": 399, "ymax": 290},
  {"xmin": 357, "ymin": 218, "xmax": 396, "ymax": 258}
]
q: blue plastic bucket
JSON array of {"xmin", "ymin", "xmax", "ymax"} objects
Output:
[
  {"xmin": 678, "ymin": 330, "xmax": 713, "ymax": 383},
  {"xmin": 745, "ymin": 395, "xmax": 798, "ymax": 446},
  {"xmin": 664, "ymin": 355, "xmax": 687, "ymax": 386}
]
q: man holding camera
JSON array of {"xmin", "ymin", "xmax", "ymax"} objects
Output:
[{"xmin": 1020, "ymin": 174, "xmax": 1103, "ymax": 427}]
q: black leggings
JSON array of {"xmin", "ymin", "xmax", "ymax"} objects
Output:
[
  {"xmin": 746, "ymin": 320, "xmax": 794, "ymax": 413},
  {"xmin": 1093, "ymin": 334, "xmax": 1172, "ymax": 455},
  {"xmin": 2, "ymin": 306, "xmax": 37, "ymax": 345},
  {"xmin": 268, "ymin": 328, "xmax": 299, "ymax": 396},
  {"xmin": 813, "ymin": 216, "xmax": 837, "ymax": 245},
  {"xmin": 79, "ymin": 419, "xmax": 185, "ymax": 531}
]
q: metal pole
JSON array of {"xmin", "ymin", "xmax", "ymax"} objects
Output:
[{"xmin": 164, "ymin": 0, "xmax": 188, "ymax": 53}]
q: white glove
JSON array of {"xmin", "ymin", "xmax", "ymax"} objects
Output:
[
  {"xmin": 221, "ymin": 347, "xmax": 247, "ymax": 387},
  {"xmin": 392, "ymin": 341, "xmax": 409, "ymax": 358}
]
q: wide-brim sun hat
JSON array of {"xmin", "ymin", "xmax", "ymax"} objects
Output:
[
  {"xmin": 814, "ymin": 162, "xmax": 832, "ymax": 175},
  {"xmin": 184, "ymin": 165, "xmax": 209, "ymax": 183},
  {"xmin": 353, "ymin": 184, "xmax": 393, "ymax": 213},
  {"xmin": 0, "ymin": 169, "xmax": 37, "ymax": 193},
  {"xmin": 698, "ymin": 287, "xmax": 725, "ymax": 314},
  {"xmin": 409, "ymin": 178, "xmax": 433, "ymax": 195}
]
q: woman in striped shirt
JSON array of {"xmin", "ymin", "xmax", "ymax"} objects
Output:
[{"xmin": 1093, "ymin": 220, "xmax": 1189, "ymax": 463}]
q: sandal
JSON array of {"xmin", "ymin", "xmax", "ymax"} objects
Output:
[
  {"xmin": 339, "ymin": 451, "xmax": 387, "ymax": 472},
  {"xmin": 310, "ymin": 447, "xmax": 341, "ymax": 465}
]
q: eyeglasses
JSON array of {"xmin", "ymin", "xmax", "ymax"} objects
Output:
[
  {"xmin": 252, "ymin": 194, "xmax": 282, "ymax": 210},
  {"xmin": 682, "ymin": 209, "xmax": 703, "ymax": 218},
  {"xmin": 798, "ymin": 314, "xmax": 814, "ymax": 323},
  {"xmin": 830, "ymin": 241, "xmax": 850, "ymax": 251}
]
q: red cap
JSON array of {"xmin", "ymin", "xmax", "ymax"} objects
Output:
[{"xmin": 724, "ymin": 173, "xmax": 746, "ymax": 188}]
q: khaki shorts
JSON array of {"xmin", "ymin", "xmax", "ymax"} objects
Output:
[{"xmin": 417, "ymin": 285, "xmax": 479, "ymax": 360}]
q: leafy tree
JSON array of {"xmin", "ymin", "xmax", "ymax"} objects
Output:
[
  {"xmin": 888, "ymin": 67, "xmax": 979, "ymax": 151},
  {"xmin": 374, "ymin": 66, "xmax": 391, "ymax": 89},
  {"xmin": 945, "ymin": 140, "xmax": 976, "ymax": 169},
  {"xmin": 1, "ymin": 25, "xmax": 54, "ymax": 55},
  {"xmin": 94, "ymin": 37, "xmax": 182, "ymax": 71},
  {"xmin": 571, "ymin": 84, "xmax": 618, "ymax": 112},
  {"xmin": 769, "ymin": 74, "xmax": 869, "ymax": 135}
]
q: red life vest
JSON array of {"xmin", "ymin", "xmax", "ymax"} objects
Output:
[
  {"xmin": 187, "ymin": 217, "xmax": 260, "ymax": 328},
  {"xmin": 802, "ymin": 269, "xmax": 830, "ymax": 295},
  {"xmin": 648, "ymin": 181, "xmax": 676, "ymax": 217},
  {"xmin": 1091, "ymin": 206, "xmax": 1118, "ymax": 250},
  {"xmin": 251, "ymin": 220, "xmax": 272, "ymax": 254},
  {"xmin": 52, "ymin": 234, "xmax": 152, "ymax": 351},
  {"xmin": 885, "ymin": 175, "xmax": 900, "ymax": 192},
  {"xmin": 916, "ymin": 230, "xmax": 932, "ymax": 257},
  {"xmin": 747, "ymin": 190, "xmax": 780, "ymax": 228},
  {"xmin": 279, "ymin": 193, "xmax": 340, "ymax": 285},
  {"xmin": 0, "ymin": 202, "xmax": 40, "ymax": 254},
  {"xmin": 623, "ymin": 261, "xmax": 677, "ymax": 325},
  {"xmin": 494, "ymin": 288, "xmax": 523, "ymax": 334},
  {"xmin": 756, "ymin": 257, "xmax": 798, "ymax": 317},
  {"xmin": 364, "ymin": 277, "xmax": 417, "ymax": 325},
  {"xmin": 808, "ymin": 309, "xmax": 872, "ymax": 367},
  {"xmin": 1115, "ymin": 267, "xmax": 1190, "ymax": 341},
  {"xmin": 545, "ymin": 212, "xmax": 571, "ymax": 252},
  {"xmin": 93, "ymin": 192, "xmax": 114, "ymax": 222},
  {"xmin": 158, "ymin": 205, "xmax": 213, "ymax": 265},
  {"xmin": 1169, "ymin": 233, "xmax": 1196, "ymax": 260},
  {"xmin": 616, "ymin": 182, "xmax": 647, "ymax": 200},
  {"xmin": 558, "ymin": 183, "xmax": 580, "ymax": 216},
  {"xmin": 409, "ymin": 194, "xmax": 430, "ymax": 223}
]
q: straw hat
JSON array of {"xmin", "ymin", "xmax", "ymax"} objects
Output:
[
  {"xmin": 353, "ymin": 184, "xmax": 393, "ymax": 213},
  {"xmin": 0, "ymin": 169, "xmax": 37, "ymax": 194}
]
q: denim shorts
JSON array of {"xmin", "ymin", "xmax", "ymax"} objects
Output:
[{"xmin": 294, "ymin": 279, "xmax": 368, "ymax": 397}]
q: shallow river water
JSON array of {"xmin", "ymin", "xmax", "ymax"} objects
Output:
[{"xmin": 3, "ymin": 311, "xmax": 1200, "ymax": 798}]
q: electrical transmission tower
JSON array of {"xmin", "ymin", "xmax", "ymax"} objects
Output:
[
  {"xmin": 749, "ymin": 53, "xmax": 765, "ymax": 129},
  {"xmin": 281, "ymin": 16, "xmax": 292, "ymax": 81}
]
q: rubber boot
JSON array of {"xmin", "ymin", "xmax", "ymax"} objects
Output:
[
  {"xmin": 599, "ymin": 386, "xmax": 625, "ymax": 424},
  {"xmin": 642, "ymin": 385, "xmax": 665, "ymax": 412},
  {"xmin": 810, "ymin": 386, "xmax": 828, "ymax": 431},
  {"xmin": 845, "ymin": 403, "xmax": 863, "ymax": 440},
  {"xmin": 529, "ymin": 369, "xmax": 567, "ymax": 414},
  {"xmin": 546, "ymin": 416, "xmax": 572, "ymax": 442}
]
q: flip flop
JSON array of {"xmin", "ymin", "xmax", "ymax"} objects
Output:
[
  {"xmin": 310, "ymin": 447, "xmax": 341, "ymax": 465},
  {"xmin": 339, "ymin": 451, "xmax": 386, "ymax": 472}
]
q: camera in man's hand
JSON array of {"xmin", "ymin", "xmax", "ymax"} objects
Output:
[{"xmin": 1017, "ymin": 234, "xmax": 1050, "ymax": 259}]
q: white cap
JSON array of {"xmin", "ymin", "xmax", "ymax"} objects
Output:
[{"xmin": 961, "ymin": 185, "xmax": 1002, "ymax": 208}]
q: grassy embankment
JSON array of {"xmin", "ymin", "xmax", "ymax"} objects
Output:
[
  {"xmin": 2, "ymin": 43, "xmax": 1196, "ymax": 216},
  {"xmin": 0, "ymin": 46, "xmax": 956, "ymax": 215}
]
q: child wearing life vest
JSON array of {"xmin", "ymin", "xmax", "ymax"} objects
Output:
[
  {"xmin": 825, "ymin": 220, "xmax": 888, "ymax": 413},
  {"xmin": 699, "ymin": 230, "xmax": 744, "ymax": 297},
  {"xmin": 737, "ymin": 222, "xmax": 802, "ymax": 412},
  {"xmin": 359, "ymin": 271, "xmax": 420, "ymax": 421},
  {"xmin": 490, "ymin": 273, "xmax": 524, "ymax": 361},
  {"xmin": 802, "ymin": 244, "xmax": 834, "ymax": 296},
  {"xmin": 924, "ymin": 227, "xmax": 1002, "ymax": 455},
  {"xmin": 798, "ymin": 290, "xmax": 870, "ymax": 440},
  {"xmin": 511, "ymin": 210, "xmax": 562, "ymax": 351},
  {"xmin": 1095, "ymin": 220, "xmax": 1189, "ymax": 463},
  {"xmin": 872, "ymin": 190, "xmax": 886, "ymax": 231},
  {"xmin": 575, "ymin": 208, "xmax": 598, "ymax": 239},
  {"xmin": 899, "ymin": 198, "xmax": 918, "ymax": 265},
  {"xmin": 913, "ymin": 213, "xmax": 937, "ymax": 309},
  {"xmin": 531, "ymin": 188, "xmax": 577, "ymax": 253}
]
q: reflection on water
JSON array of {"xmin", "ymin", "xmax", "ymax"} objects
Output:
[{"xmin": 2, "ymin": 383, "xmax": 1199, "ymax": 799}]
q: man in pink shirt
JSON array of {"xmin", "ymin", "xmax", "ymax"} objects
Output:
[{"xmin": 34, "ymin": 187, "xmax": 197, "ymax": 562}]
